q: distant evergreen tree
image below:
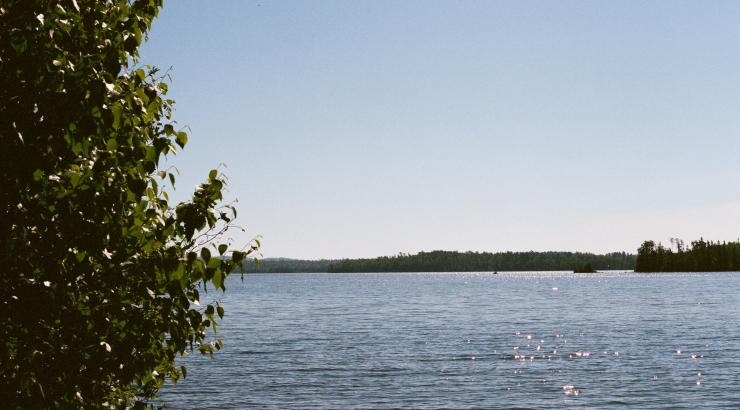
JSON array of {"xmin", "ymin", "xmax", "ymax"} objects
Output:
[
  {"xmin": 635, "ymin": 238, "xmax": 740, "ymax": 272},
  {"xmin": 573, "ymin": 263, "xmax": 595, "ymax": 273}
]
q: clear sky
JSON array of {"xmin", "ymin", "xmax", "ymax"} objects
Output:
[{"xmin": 140, "ymin": 0, "xmax": 740, "ymax": 259}]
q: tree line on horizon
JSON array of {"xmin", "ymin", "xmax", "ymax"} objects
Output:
[
  {"xmin": 244, "ymin": 239, "xmax": 740, "ymax": 273},
  {"xmin": 240, "ymin": 258, "xmax": 334, "ymax": 273},
  {"xmin": 635, "ymin": 238, "xmax": 740, "ymax": 272},
  {"xmin": 240, "ymin": 250, "xmax": 636, "ymax": 273},
  {"xmin": 328, "ymin": 250, "xmax": 635, "ymax": 272}
]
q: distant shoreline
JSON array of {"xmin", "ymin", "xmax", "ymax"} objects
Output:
[{"xmin": 239, "ymin": 250, "xmax": 636, "ymax": 273}]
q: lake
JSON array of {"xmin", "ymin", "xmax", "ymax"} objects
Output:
[{"xmin": 158, "ymin": 271, "xmax": 740, "ymax": 408}]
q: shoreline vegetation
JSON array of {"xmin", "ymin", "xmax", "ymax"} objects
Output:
[
  {"xmin": 239, "ymin": 250, "xmax": 635, "ymax": 273},
  {"xmin": 241, "ymin": 239, "xmax": 740, "ymax": 274},
  {"xmin": 635, "ymin": 238, "xmax": 740, "ymax": 272}
]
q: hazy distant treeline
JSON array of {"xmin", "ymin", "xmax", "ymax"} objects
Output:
[
  {"xmin": 635, "ymin": 238, "xmax": 740, "ymax": 272},
  {"xmin": 328, "ymin": 250, "xmax": 634, "ymax": 272},
  {"xmin": 239, "ymin": 258, "xmax": 334, "ymax": 273}
]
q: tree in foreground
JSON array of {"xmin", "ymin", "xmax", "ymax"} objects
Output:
[{"xmin": 0, "ymin": 1, "xmax": 257, "ymax": 406}]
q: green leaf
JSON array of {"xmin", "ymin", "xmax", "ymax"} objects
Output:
[
  {"xmin": 208, "ymin": 169, "xmax": 217, "ymax": 181},
  {"xmin": 212, "ymin": 270, "xmax": 223, "ymax": 289},
  {"xmin": 200, "ymin": 247, "xmax": 211, "ymax": 262},
  {"xmin": 218, "ymin": 244, "xmax": 227, "ymax": 255},
  {"xmin": 111, "ymin": 103, "xmax": 122, "ymax": 129},
  {"xmin": 207, "ymin": 257, "xmax": 221, "ymax": 269},
  {"xmin": 216, "ymin": 305, "xmax": 224, "ymax": 319},
  {"xmin": 232, "ymin": 251, "xmax": 245, "ymax": 264},
  {"xmin": 175, "ymin": 131, "xmax": 188, "ymax": 148},
  {"xmin": 69, "ymin": 173, "xmax": 81, "ymax": 187},
  {"xmin": 170, "ymin": 264, "xmax": 185, "ymax": 281}
]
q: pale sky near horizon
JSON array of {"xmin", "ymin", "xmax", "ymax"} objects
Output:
[{"xmin": 140, "ymin": 0, "xmax": 740, "ymax": 259}]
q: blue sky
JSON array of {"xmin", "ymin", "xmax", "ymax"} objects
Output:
[{"xmin": 141, "ymin": 0, "xmax": 740, "ymax": 259}]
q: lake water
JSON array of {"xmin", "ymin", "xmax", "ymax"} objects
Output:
[{"xmin": 158, "ymin": 271, "xmax": 740, "ymax": 408}]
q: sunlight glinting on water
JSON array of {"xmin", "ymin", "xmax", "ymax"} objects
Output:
[{"xmin": 158, "ymin": 271, "xmax": 739, "ymax": 408}]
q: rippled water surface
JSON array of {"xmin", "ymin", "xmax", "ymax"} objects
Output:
[{"xmin": 158, "ymin": 271, "xmax": 740, "ymax": 408}]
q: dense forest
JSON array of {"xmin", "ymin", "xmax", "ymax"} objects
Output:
[
  {"xmin": 310, "ymin": 250, "xmax": 634, "ymax": 273},
  {"xmin": 635, "ymin": 238, "xmax": 740, "ymax": 272}
]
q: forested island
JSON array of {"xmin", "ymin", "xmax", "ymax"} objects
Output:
[
  {"xmin": 635, "ymin": 238, "xmax": 740, "ymax": 272},
  {"xmin": 240, "ymin": 250, "xmax": 635, "ymax": 273}
]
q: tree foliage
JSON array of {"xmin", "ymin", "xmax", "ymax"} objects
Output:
[
  {"xmin": 0, "ymin": 0, "xmax": 257, "ymax": 406},
  {"xmin": 635, "ymin": 238, "xmax": 740, "ymax": 272}
]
